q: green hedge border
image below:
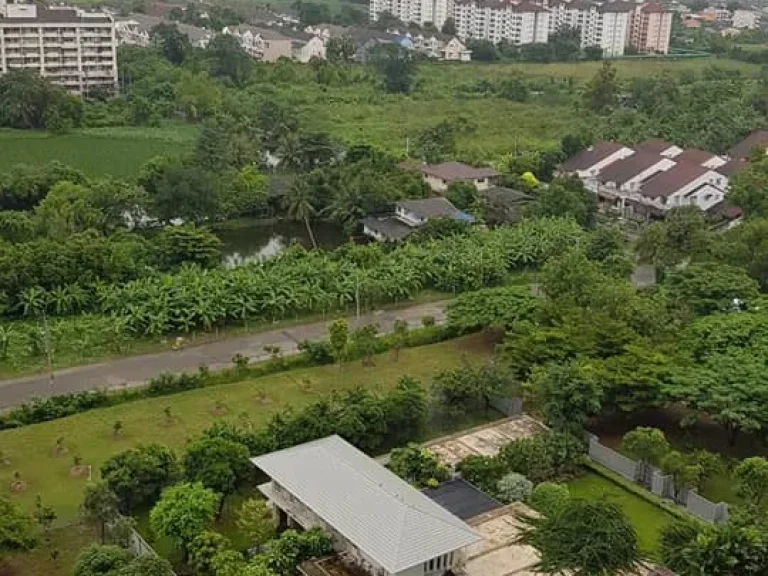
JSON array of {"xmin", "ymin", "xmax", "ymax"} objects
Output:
[
  {"xmin": 583, "ymin": 460, "xmax": 698, "ymax": 523},
  {"xmin": 0, "ymin": 323, "xmax": 462, "ymax": 430}
]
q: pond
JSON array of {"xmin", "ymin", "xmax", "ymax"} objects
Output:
[{"xmin": 215, "ymin": 219, "xmax": 347, "ymax": 267}]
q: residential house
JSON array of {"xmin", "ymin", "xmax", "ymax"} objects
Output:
[
  {"xmin": 629, "ymin": 3, "xmax": 673, "ymax": 54},
  {"xmin": 728, "ymin": 129, "xmax": 768, "ymax": 159},
  {"xmin": 222, "ymin": 25, "xmax": 293, "ymax": 61},
  {"xmin": 441, "ymin": 36, "xmax": 472, "ymax": 60},
  {"xmin": 595, "ymin": 151, "xmax": 676, "ymax": 199},
  {"xmin": 558, "ymin": 141, "xmax": 635, "ymax": 188},
  {"xmin": 732, "ymin": 8, "xmax": 760, "ymax": 29},
  {"xmin": 114, "ymin": 18, "xmax": 150, "ymax": 46},
  {"xmin": 630, "ymin": 162, "xmax": 728, "ymax": 217},
  {"xmin": 401, "ymin": 161, "xmax": 499, "ymax": 192},
  {"xmin": 252, "ymin": 435, "xmax": 480, "ymax": 576},
  {"xmin": 116, "ymin": 13, "xmax": 213, "ymax": 48},
  {"xmin": 363, "ymin": 197, "xmax": 473, "ymax": 241}
]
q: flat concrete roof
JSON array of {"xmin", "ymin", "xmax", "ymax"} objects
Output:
[{"xmin": 426, "ymin": 416, "xmax": 547, "ymax": 468}]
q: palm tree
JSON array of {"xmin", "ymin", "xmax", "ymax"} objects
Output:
[{"xmin": 284, "ymin": 179, "xmax": 318, "ymax": 249}]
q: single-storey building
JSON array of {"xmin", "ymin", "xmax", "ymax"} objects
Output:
[
  {"xmin": 401, "ymin": 161, "xmax": 499, "ymax": 192},
  {"xmin": 362, "ymin": 198, "xmax": 473, "ymax": 242},
  {"xmin": 558, "ymin": 141, "xmax": 635, "ymax": 182},
  {"xmin": 252, "ymin": 435, "xmax": 481, "ymax": 576}
]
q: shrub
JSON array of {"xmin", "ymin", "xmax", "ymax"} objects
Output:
[
  {"xmin": 457, "ymin": 455, "xmax": 506, "ymax": 494},
  {"xmin": 499, "ymin": 432, "xmax": 585, "ymax": 483},
  {"xmin": 529, "ymin": 482, "xmax": 570, "ymax": 516},
  {"xmin": 389, "ymin": 444, "xmax": 450, "ymax": 488},
  {"xmin": 297, "ymin": 339, "xmax": 333, "ymax": 364},
  {"xmin": 496, "ymin": 472, "xmax": 533, "ymax": 503}
]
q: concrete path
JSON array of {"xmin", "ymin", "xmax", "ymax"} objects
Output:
[{"xmin": 0, "ymin": 301, "xmax": 449, "ymax": 409}]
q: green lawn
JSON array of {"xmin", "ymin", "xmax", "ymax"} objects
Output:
[
  {"xmin": 0, "ymin": 125, "xmax": 196, "ymax": 177},
  {"xmin": 568, "ymin": 471, "xmax": 676, "ymax": 558},
  {"xmin": 0, "ymin": 335, "xmax": 491, "ymax": 523},
  {"xmin": 4, "ymin": 522, "xmax": 97, "ymax": 576}
]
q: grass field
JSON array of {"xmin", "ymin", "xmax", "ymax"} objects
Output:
[
  {"xmin": 4, "ymin": 522, "xmax": 96, "ymax": 576},
  {"xmin": 0, "ymin": 57, "xmax": 757, "ymax": 174},
  {"xmin": 0, "ymin": 125, "xmax": 196, "ymax": 177},
  {"xmin": 568, "ymin": 471, "xmax": 675, "ymax": 558},
  {"xmin": 0, "ymin": 334, "xmax": 492, "ymax": 523}
]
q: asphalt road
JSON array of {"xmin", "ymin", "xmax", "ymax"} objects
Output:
[{"xmin": 0, "ymin": 301, "xmax": 449, "ymax": 409}]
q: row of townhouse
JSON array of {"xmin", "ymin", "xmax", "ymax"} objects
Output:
[
  {"xmin": 558, "ymin": 136, "xmax": 758, "ymax": 219},
  {"xmin": 0, "ymin": 0, "xmax": 117, "ymax": 95},
  {"xmin": 371, "ymin": 0, "xmax": 673, "ymax": 56}
]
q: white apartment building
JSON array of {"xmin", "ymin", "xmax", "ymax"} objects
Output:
[
  {"xmin": 548, "ymin": 0, "xmax": 633, "ymax": 57},
  {"xmin": 370, "ymin": 0, "xmax": 453, "ymax": 30},
  {"xmin": 454, "ymin": 0, "xmax": 549, "ymax": 45},
  {"xmin": 0, "ymin": 0, "xmax": 117, "ymax": 95}
]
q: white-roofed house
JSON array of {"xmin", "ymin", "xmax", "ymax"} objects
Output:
[{"xmin": 252, "ymin": 435, "xmax": 481, "ymax": 576}]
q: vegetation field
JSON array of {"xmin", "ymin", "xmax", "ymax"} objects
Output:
[
  {"xmin": 0, "ymin": 125, "xmax": 196, "ymax": 177},
  {"xmin": 0, "ymin": 57, "xmax": 757, "ymax": 172},
  {"xmin": 567, "ymin": 471, "xmax": 675, "ymax": 558},
  {"xmin": 0, "ymin": 335, "xmax": 492, "ymax": 522}
]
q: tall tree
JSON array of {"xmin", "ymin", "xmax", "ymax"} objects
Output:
[
  {"xmin": 183, "ymin": 436, "xmax": 250, "ymax": 513},
  {"xmin": 283, "ymin": 179, "xmax": 318, "ymax": 249},
  {"xmin": 150, "ymin": 482, "xmax": 219, "ymax": 561},
  {"xmin": 207, "ymin": 34, "xmax": 251, "ymax": 87},
  {"xmin": 369, "ymin": 44, "xmax": 417, "ymax": 94},
  {"xmin": 583, "ymin": 61, "xmax": 619, "ymax": 114},
  {"xmin": 326, "ymin": 36, "xmax": 356, "ymax": 64},
  {"xmin": 529, "ymin": 361, "xmax": 602, "ymax": 434},
  {"xmin": 100, "ymin": 444, "xmax": 180, "ymax": 513},
  {"xmin": 0, "ymin": 496, "xmax": 36, "ymax": 552},
  {"xmin": 516, "ymin": 499, "xmax": 640, "ymax": 576},
  {"xmin": 81, "ymin": 483, "xmax": 120, "ymax": 544},
  {"xmin": 150, "ymin": 22, "xmax": 190, "ymax": 64}
]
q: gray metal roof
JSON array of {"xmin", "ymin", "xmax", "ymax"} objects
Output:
[
  {"xmin": 396, "ymin": 198, "xmax": 464, "ymax": 220},
  {"xmin": 252, "ymin": 435, "xmax": 480, "ymax": 573}
]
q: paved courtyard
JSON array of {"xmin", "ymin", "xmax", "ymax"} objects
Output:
[{"xmin": 426, "ymin": 416, "xmax": 548, "ymax": 467}]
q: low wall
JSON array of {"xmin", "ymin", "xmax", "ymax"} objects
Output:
[{"xmin": 586, "ymin": 434, "xmax": 728, "ymax": 525}]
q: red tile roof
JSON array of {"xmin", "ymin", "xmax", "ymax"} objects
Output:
[
  {"xmin": 597, "ymin": 151, "xmax": 666, "ymax": 185},
  {"xmin": 416, "ymin": 161, "xmax": 499, "ymax": 181},
  {"xmin": 640, "ymin": 162, "xmax": 710, "ymax": 199},
  {"xmin": 675, "ymin": 148, "xmax": 718, "ymax": 166},
  {"xmin": 635, "ymin": 139, "xmax": 677, "ymax": 154},
  {"xmin": 715, "ymin": 158, "xmax": 747, "ymax": 177},
  {"xmin": 728, "ymin": 130, "xmax": 768, "ymax": 159},
  {"xmin": 560, "ymin": 141, "xmax": 625, "ymax": 172}
]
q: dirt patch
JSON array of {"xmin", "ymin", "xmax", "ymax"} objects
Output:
[
  {"xmin": 160, "ymin": 417, "xmax": 178, "ymax": 428},
  {"xmin": 210, "ymin": 405, "xmax": 229, "ymax": 417},
  {"xmin": 69, "ymin": 465, "xmax": 88, "ymax": 478},
  {"xmin": 9, "ymin": 480, "xmax": 27, "ymax": 493},
  {"xmin": 53, "ymin": 446, "xmax": 69, "ymax": 457},
  {"xmin": 255, "ymin": 394, "xmax": 273, "ymax": 405}
]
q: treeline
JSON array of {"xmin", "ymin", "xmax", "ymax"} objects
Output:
[
  {"xmin": 584, "ymin": 61, "xmax": 768, "ymax": 154},
  {"xmin": 468, "ymin": 27, "xmax": 603, "ymax": 63}
]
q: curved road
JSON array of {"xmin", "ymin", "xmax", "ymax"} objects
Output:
[{"xmin": 0, "ymin": 301, "xmax": 448, "ymax": 409}]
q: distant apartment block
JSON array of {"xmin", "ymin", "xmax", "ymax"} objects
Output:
[
  {"xmin": 370, "ymin": 0, "xmax": 453, "ymax": 30},
  {"xmin": 629, "ymin": 2, "xmax": 672, "ymax": 54},
  {"xmin": 547, "ymin": 0, "xmax": 634, "ymax": 57},
  {"xmin": 0, "ymin": 0, "xmax": 117, "ymax": 95},
  {"xmin": 454, "ymin": 0, "xmax": 550, "ymax": 46}
]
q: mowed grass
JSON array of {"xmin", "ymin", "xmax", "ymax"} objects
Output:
[
  {"xmin": 0, "ymin": 125, "xmax": 196, "ymax": 177},
  {"xmin": 0, "ymin": 335, "xmax": 492, "ymax": 523},
  {"xmin": 568, "ymin": 471, "xmax": 676, "ymax": 558},
  {"xmin": 4, "ymin": 522, "xmax": 96, "ymax": 576}
]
